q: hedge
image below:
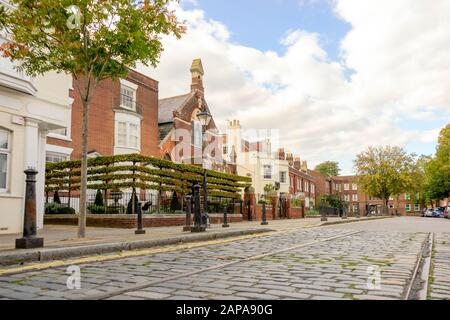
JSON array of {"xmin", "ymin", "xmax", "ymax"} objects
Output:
[{"xmin": 45, "ymin": 154, "xmax": 251, "ymax": 199}]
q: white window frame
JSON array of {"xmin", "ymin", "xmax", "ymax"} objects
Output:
[
  {"xmin": 352, "ymin": 183, "xmax": 358, "ymax": 191},
  {"xmin": 0, "ymin": 129, "xmax": 11, "ymax": 193},
  {"xmin": 405, "ymin": 193, "xmax": 411, "ymax": 201},
  {"xmin": 45, "ymin": 151, "xmax": 69, "ymax": 164},
  {"xmin": 115, "ymin": 121, "xmax": 141, "ymax": 150},
  {"xmin": 405, "ymin": 204, "xmax": 412, "ymax": 212},
  {"xmin": 311, "ymin": 184, "xmax": 315, "ymax": 194},
  {"xmin": 344, "ymin": 183, "xmax": 350, "ymax": 191},
  {"xmin": 414, "ymin": 204, "xmax": 420, "ymax": 212},
  {"xmin": 352, "ymin": 194, "xmax": 358, "ymax": 202},
  {"xmin": 344, "ymin": 195, "xmax": 350, "ymax": 202},
  {"xmin": 223, "ymin": 145, "xmax": 228, "ymax": 155},
  {"xmin": 120, "ymin": 79, "xmax": 138, "ymax": 111},
  {"xmin": 263, "ymin": 165, "xmax": 272, "ymax": 180}
]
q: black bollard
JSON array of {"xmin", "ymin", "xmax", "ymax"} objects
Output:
[
  {"xmin": 342, "ymin": 205, "xmax": 348, "ymax": 220},
  {"xmin": 222, "ymin": 204, "xmax": 230, "ymax": 228},
  {"xmin": 191, "ymin": 184, "xmax": 206, "ymax": 233},
  {"xmin": 321, "ymin": 204, "xmax": 328, "ymax": 222},
  {"xmin": 16, "ymin": 169, "xmax": 44, "ymax": 249},
  {"xmin": 134, "ymin": 188, "xmax": 145, "ymax": 235},
  {"xmin": 183, "ymin": 195, "xmax": 192, "ymax": 232},
  {"xmin": 261, "ymin": 202, "xmax": 269, "ymax": 225}
]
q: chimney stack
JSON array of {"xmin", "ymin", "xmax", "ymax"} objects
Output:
[
  {"xmin": 286, "ymin": 153, "xmax": 294, "ymax": 166},
  {"xmin": 278, "ymin": 148, "xmax": 285, "ymax": 160},
  {"xmin": 301, "ymin": 160, "xmax": 308, "ymax": 171},
  {"xmin": 190, "ymin": 59, "xmax": 204, "ymax": 94},
  {"xmin": 294, "ymin": 157, "xmax": 301, "ymax": 170}
]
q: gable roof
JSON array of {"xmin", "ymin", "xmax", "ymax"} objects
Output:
[{"xmin": 158, "ymin": 93, "xmax": 191, "ymax": 124}]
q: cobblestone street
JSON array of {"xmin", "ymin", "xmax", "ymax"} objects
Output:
[{"xmin": 0, "ymin": 218, "xmax": 449, "ymax": 300}]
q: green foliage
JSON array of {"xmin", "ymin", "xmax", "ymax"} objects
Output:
[
  {"xmin": 291, "ymin": 198, "xmax": 302, "ymax": 208},
  {"xmin": 53, "ymin": 191, "xmax": 62, "ymax": 205},
  {"xmin": 87, "ymin": 204, "xmax": 106, "ymax": 214},
  {"xmin": 45, "ymin": 203, "xmax": 75, "ymax": 215},
  {"xmin": 314, "ymin": 161, "xmax": 341, "ymax": 177},
  {"xmin": 354, "ymin": 146, "xmax": 417, "ymax": 205},
  {"xmin": 320, "ymin": 195, "xmax": 348, "ymax": 209},
  {"xmin": 45, "ymin": 154, "xmax": 250, "ymax": 199},
  {"xmin": 264, "ymin": 184, "xmax": 275, "ymax": 194},
  {"xmin": 126, "ymin": 189, "xmax": 141, "ymax": 215},
  {"xmin": 170, "ymin": 192, "xmax": 181, "ymax": 212},
  {"xmin": 0, "ymin": 0, "xmax": 184, "ymax": 79},
  {"xmin": 425, "ymin": 125, "xmax": 450, "ymax": 201},
  {"xmin": 94, "ymin": 189, "xmax": 104, "ymax": 207},
  {"xmin": 58, "ymin": 207, "xmax": 76, "ymax": 215}
]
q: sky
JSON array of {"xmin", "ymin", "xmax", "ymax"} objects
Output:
[{"xmin": 142, "ymin": 0, "xmax": 450, "ymax": 175}]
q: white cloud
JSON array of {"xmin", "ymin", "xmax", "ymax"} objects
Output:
[{"xmin": 142, "ymin": 0, "xmax": 450, "ymax": 174}]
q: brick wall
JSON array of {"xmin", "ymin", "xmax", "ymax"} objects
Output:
[
  {"xmin": 48, "ymin": 70, "xmax": 159, "ymax": 159},
  {"xmin": 44, "ymin": 213, "xmax": 243, "ymax": 229}
]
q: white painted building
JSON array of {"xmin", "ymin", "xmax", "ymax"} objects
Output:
[
  {"xmin": 223, "ymin": 120, "xmax": 290, "ymax": 198},
  {"xmin": 0, "ymin": 26, "xmax": 72, "ymax": 234}
]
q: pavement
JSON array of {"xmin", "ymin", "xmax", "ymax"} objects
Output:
[{"xmin": 2, "ymin": 216, "xmax": 448, "ymax": 300}]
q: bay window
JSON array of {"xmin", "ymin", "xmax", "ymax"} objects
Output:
[
  {"xmin": 116, "ymin": 121, "xmax": 140, "ymax": 150},
  {"xmin": 45, "ymin": 152, "xmax": 69, "ymax": 164}
]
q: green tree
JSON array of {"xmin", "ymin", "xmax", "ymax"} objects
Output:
[
  {"xmin": 409, "ymin": 155, "xmax": 432, "ymax": 207},
  {"xmin": 0, "ymin": 0, "xmax": 184, "ymax": 238},
  {"xmin": 320, "ymin": 194, "xmax": 348, "ymax": 209},
  {"xmin": 94, "ymin": 189, "xmax": 104, "ymax": 207},
  {"xmin": 425, "ymin": 125, "xmax": 450, "ymax": 201},
  {"xmin": 315, "ymin": 161, "xmax": 341, "ymax": 177},
  {"xmin": 354, "ymin": 146, "xmax": 416, "ymax": 215},
  {"xmin": 53, "ymin": 191, "xmax": 62, "ymax": 205}
]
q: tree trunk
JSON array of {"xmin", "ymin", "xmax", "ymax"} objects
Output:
[{"xmin": 78, "ymin": 99, "xmax": 89, "ymax": 238}]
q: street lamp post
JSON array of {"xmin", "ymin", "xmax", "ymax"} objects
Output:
[{"xmin": 193, "ymin": 104, "xmax": 212, "ymax": 233}]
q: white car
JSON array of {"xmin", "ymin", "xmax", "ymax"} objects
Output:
[{"xmin": 424, "ymin": 208, "xmax": 434, "ymax": 217}]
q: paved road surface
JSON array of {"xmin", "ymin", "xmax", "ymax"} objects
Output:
[{"xmin": 0, "ymin": 217, "xmax": 448, "ymax": 300}]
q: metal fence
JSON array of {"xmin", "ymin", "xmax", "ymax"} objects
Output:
[
  {"xmin": 45, "ymin": 191, "xmax": 243, "ymax": 215},
  {"xmin": 319, "ymin": 206, "xmax": 344, "ymax": 217}
]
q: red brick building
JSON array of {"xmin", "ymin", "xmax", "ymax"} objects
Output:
[
  {"xmin": 46, "ymin": 69, "xmax": 159, "ymax": 161},
  {"xmin": 158, "ymin": 59, "xmax": 235, "ymax": 173},
  {"xmin": 308, "ymin": 170, "xmax": 333, "ymax": 205},
  {"xmin": 329, "ymin": 176, "xmax": 423, "ymax": 216}
]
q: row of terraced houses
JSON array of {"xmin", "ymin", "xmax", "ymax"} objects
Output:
[{"xmin": 0, "ymin": 51, "xmax": 424, "ymax": 234}]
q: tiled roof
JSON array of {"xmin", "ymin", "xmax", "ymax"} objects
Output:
[{"xmin": 158, "ymin": 93, "xmax": 191, "ymax": 124}]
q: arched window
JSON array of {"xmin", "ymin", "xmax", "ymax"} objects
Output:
[{"xmin": 0, "ymin": 129, "xmax": 11, "ymax": 192}]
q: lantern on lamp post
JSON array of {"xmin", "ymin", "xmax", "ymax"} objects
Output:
[{"xmin": 196, "ymin": 105, "xmax": 212, "ymax": 230}]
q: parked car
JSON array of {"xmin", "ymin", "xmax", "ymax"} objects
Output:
[
  {"xmin": 424, "ymin": 208, "xmax": 434, "ymax": 217},
  {"xmin": 433, "ymin": 207, "xmax": 445, "ymax": 218},
  {"xmin": 444, "ymin": 204, "xmax": 450, "ymax": 219}
]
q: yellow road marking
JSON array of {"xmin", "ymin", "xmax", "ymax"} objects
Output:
[{"xmin": 0, "ymin": 224, "xmax": 323, "ymax": 276}]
